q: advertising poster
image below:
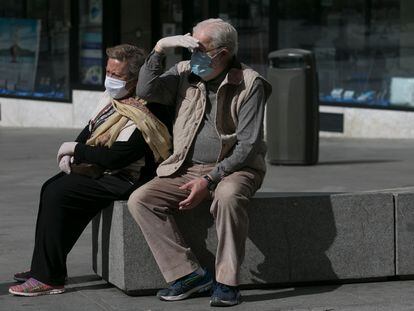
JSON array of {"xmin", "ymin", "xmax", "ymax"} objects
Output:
[
  {"xmin": 0, "ymin": 17, "xmax": 41, "ymax": 93},
  {"xmin": 79, "ymin": 0, "xmax": 103, "ymax": 85},
  {"xmin": 80, "ymin": 31, "xmax": 102, "ymax": 85}
]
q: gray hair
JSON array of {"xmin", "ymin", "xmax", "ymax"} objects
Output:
[
  {"xmin": 193, "ymin": 18, "xmax": 238, "ymax": 56},
  {"xmin": 106, "ymin": 44, "xmax": 147, "ymax": 79}
]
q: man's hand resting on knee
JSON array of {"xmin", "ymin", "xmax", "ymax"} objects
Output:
[{"xmin": 178, "ymin": 177, "xmax": 210, "ymax": 210}]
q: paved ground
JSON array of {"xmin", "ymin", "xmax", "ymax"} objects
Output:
[{"xmin": 2, "ymin": 127, "xmax": 414, "ymax": 311}]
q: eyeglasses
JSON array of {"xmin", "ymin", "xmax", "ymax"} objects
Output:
[
  {"xmin": 190, "ymin": 45, "xmax": 225, "ymax": 54},
  {"xmin": 205, "ymin": 46, "xmax": 224, "ymax": 53},
  {"xmin": 194, "ymin": 46, "xmax": 225, "ymax": 58}
]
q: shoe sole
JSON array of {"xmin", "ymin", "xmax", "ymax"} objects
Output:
[
  {"xmin": 210, "ymin": 294, "xmax": 241, "ymax": 307},
  {"xmin": 210, "ymin": 299, "xmax": 240, "ymax": 307},
  {"xmin": 159, "ymin": 280, "xmax": 213, "ymax": 301},
  {"xmin": 9, "ymin": 288, "xmax": 65, "ymax": 297}
]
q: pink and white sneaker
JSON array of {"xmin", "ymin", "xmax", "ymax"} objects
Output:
[{"xmin": 9, "ymin": 278, "xmax": 65, "ymax": 297}]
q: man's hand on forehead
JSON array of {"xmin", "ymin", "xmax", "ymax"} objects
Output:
[
  {"xmin": 192, "ymin": 41, "xmax": 207, "ymax": 53},
  {"xmin": 155, "ymin": 33, "xmax": 200, "ymax": 53},
  {"xmin": 191, "ymin": 32, "xmax": 215, "ymax": 53}
]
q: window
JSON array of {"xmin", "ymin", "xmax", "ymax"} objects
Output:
[
  {"xmin": 78, "ymin": 0, "xmax": 103, "ymax": 86},
  {"xmin": 120, "ymin": 0, "xmax": 153, "ymax": 54},
  {"xmin": 277, "ymin": 0, "xmax": 414, "ymax": 110},
  {"xmin": 0, "ymin": 0, "xmax": 71, "ymax": 101},
  {"xmin": 158, "ymin": 0, "xmax": 183, "ymax": 69},
  {"xmin": 218, "ymin": 0, "xmax": 270, "ymax": 76}
]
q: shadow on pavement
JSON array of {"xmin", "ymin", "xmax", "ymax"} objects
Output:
[
  {"xmin": 317, "ymin": 159, "xmax": 398, "ymax": 165},
  {"xmin": 65, "ymin": 282, "xmax": 113, "ymax": 293},
  {"xmin": 65, "ymin": 274, "xmax": 114, "ymax": 293},
  {"xmin": 66, "ymin": 274, "xmax": 103, "ymax": 285},
  {"xmin": 242, "ymin": 284, "xmax": 340, "ymax": 303},
  {"xmin": 0, "ymin": 281, "xmax": 16, "ymax": 296}
]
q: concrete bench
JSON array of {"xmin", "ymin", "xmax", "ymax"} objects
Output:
[{"xmin": 92, "ymin": 189, "xmax": 414, "ymax": 295}]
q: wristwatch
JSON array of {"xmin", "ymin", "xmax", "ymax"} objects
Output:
[{"xmin": 202, "ymin": 175, "xmax": 216, "ymax": 191}]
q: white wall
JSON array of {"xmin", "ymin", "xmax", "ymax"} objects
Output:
[
  {"xmin": 1, "ymin": 90, "xmax": 414, "ymax": 139},
  {"xmin": 320, "ymin": 105, "xmax": 414, "ymax": 138},
  {"xmin": 0, "ymin": 90, "xmax": 102, "ymax": 129}
]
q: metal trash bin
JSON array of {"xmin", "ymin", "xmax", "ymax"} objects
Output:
[{"xmin": 266, "ymin": 49, "xmax": 319, "ymax": 165}]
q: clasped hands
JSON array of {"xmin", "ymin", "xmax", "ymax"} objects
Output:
[{"xmin": 56, "ymin": 142, "xmax": 78, "ymax": 174}]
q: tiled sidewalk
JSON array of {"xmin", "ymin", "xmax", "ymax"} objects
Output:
[{"xmin": 2, "ymin": 127, "xmax": 414, "ymax": 311}]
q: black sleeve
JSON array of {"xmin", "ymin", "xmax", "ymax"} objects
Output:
[
  {"xmin": 75, "ymin": 125, "xmax": 91, "ymax": 143},
  {"xmin": 137, "ymin": 102, "xmax": 175, "ymax": 181},
  {"xmin": 73, "ymin": 129, "xmax": 146, "ymax": 170},
  {"xmin": 145, "ymin": 101, "xmax": 174, "ymax": 133}
]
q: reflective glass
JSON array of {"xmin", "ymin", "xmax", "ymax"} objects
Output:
[
  {"xmin": 79, "ymin": 0, "xmax": 103, "ymax": 85},
  {"xmin": 278, "ymin": 0, "xmax": 414, "ymax": 109},
  {"xmin": 218, "ymin": 0, "xmax": 270, "ymax": 76},
  {"xmin": 0, "ymin": 0, "xmax": 70, "ymax": 100}
]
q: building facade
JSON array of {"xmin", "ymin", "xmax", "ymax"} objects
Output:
[{"xmin": 1, "ymin": 0, "xmax": 414, "ymax": 138}]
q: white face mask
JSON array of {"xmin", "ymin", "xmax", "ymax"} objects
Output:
[{"xmin": 104, "ymin": 75, "xmax": 130, "ymax": 99}]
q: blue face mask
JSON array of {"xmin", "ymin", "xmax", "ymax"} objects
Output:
[{"xmin": 190, "ymin": 51, "xmax": 214, "ymax": 78}]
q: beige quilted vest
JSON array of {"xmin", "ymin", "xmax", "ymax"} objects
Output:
[{"xmin": 156, "ymin": 60, "xmax": 271, "ymax": 177}]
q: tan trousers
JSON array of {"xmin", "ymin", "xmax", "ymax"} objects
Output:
[{"xmin": 127, "ymin": 163, "xmax": 263, "ymax": 286}]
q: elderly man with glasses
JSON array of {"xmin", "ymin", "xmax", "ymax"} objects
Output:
[{"xmin": 128, "ymin": 18, "xmax": 272, "ymax": 307}]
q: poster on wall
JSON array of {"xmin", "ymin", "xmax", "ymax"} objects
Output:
[
  {"xmin": 80, "ymin": 31, "xmax": 102, "ymax": 85},
  {"xmin": 0, "ymin": 18, "xmax": 41, "ymax": 94},
  {"xmin": 79, "ymin": 0, "xmax": 103, "ymax": 85}
]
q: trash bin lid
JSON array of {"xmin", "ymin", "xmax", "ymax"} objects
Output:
[
  {"xmin": 268, "ymin": 49, "xmax": 315, "ymax": 68},
  {"xmin": 268, "ymin": 49, "xmax": 313, "ymax": 60}
]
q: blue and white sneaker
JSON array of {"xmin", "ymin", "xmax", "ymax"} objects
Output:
[
  {"xmin": 210, "ymin": 282, "xmax": 241, "ymax": 307},
  {"xmin": 157, "ymin": 269, "xmax": 213, "ymax": 301}
]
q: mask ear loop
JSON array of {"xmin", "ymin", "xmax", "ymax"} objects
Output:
[
  {"xmin": 208, "ymin": 48, "xmax": 226, "ymax": 69},
  {"xmin": 210, "ymin": 48, "xmax": 225, "ymax": 59}
]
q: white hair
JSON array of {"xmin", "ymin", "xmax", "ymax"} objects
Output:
[{"xmin": 193, "ymin": 18, "xmax": 238, "ymax": 56}]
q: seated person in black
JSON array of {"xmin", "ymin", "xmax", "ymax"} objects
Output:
[{"xmin": 9, "ymin": 44, "xmax": 172, "ymax": 297}]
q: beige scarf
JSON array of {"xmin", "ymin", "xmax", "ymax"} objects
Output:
[{"xmin": 86, "ymin": 97, "xmax": 172, "ymax": 163}]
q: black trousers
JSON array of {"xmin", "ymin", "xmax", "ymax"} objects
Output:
[{"xmin": 30, "ymin": 172, "xmax": 137, "ymax": 286}]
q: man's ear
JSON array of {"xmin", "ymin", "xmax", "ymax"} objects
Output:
[
  {"xmin": 214, "ymin": 48, "xmax": 229, "ymax": 62},
  {"xmin": 221, "ymin": 50, "xmax": 233, "ymax": 65}
]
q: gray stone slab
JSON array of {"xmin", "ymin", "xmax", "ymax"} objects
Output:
[
  {"xmin": 395, "ymin": 192, "xmax": 414, "ymax": 275},
  {"xmin": 248, "ymin": 192, "xmax": 395, "ymax": 283},
  {"xmin": 92, "ymin": 192, "xmax": 395, "ymax": 294},
  {"xmin": 92, "ymin": 203, "xmax": 165, "ymax": 292}
]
